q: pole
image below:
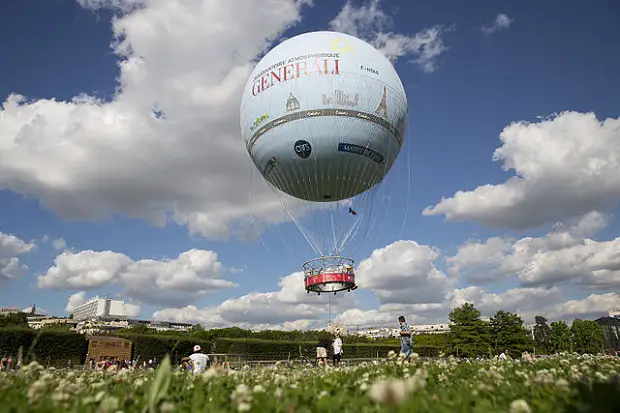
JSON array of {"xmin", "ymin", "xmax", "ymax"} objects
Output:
[{"xmin": 328, "ymin": 294, "xmax": 332, "ymax": 324}]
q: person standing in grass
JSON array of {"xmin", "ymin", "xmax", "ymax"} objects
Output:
[
  {"xmin": 316, "ymin": 337, "xmax": 330, "ymax": 367},
  {"xmin": 332, "ymin": 332, "xmax": 343, "ymax": 367},
  {"xmin": 189, "ymin": 345, "xmax": 209, "ymax": 374},
  {"xmin": 398, "ymin": 316, "xmax": 413, "ymax": 359}
]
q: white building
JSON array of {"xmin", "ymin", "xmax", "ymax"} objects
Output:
[
  {"xmin": 71, "ymin": 298, "xmax": 133, "ymax": 321},
  {"xmin": 609, "ymin": 309, "xmax": 620, "ymax": 318},
  {"xmin": 411, "ymin": 324, "xmax": 451, "ymax": 335},
  {"xmin": 28, "ymin": 317, "xmax": 78, "ymax": 330},
  {"xmin": 354, "ymin": 323, "xmax": 452, "ymax": 339}
]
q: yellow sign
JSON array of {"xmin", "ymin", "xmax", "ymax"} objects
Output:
[{"xmin": 331, "ymin": 38, "xmax": 354, "ymax": 55}]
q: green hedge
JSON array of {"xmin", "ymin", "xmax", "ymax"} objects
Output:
[
  {"xmin": 0, "ymin": 329, "xmax": 441, "ymax": 364},
  {"xmin": 115, "ymin": 333, "xmax": 213, "ymax": 364},
  {"xmin": 0, "ymin": 328, "xmax": 87, "ymax": 366}
]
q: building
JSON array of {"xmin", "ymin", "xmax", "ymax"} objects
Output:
[
  {"xmin": 28, "ymin": 317, "xmax": 79, "ymax": 330},
  {"xmin": 411, "ymin": 324, "xmax": 451, "ymax": 335},
  {"xmin": 0, "ymin": 307, "xmax": 19, "ymax": 314},
  {"xmin": 71, "ymin": 297, "xmax": 134, "ymax": 321},
  {"xmin": 353, "ymin": 323, "xmax": 452, "ymax": 339},
  {"xmin": 609, "ymin": 309, "xmax": 620, "ymax": 319}
]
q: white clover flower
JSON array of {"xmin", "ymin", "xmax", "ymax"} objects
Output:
[
  {"xmin": 369, "ymin": 379, "xmax": 409, "ymax": 405},
  {"xmin": 238, "ymin": 402, "xmax": 251, "ymax": 412},
  {"xmin": 160, "ymin": 401, "xmax": 176, "ymax": 413},
  {"xmin": 98, "ymin": 396, "xmax": 119, "ymax": 413},
  {"xmin": 509, "ymin": 399, "xmax": 531, "ymax": 413},
  {"xmin": 27, "ymin": 379, "xmax": 47, "ymax": 403}
]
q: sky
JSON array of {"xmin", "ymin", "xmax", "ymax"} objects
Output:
[{"xmin": 0, "ymin": 0, "xmax": 619, "ymax": 331}]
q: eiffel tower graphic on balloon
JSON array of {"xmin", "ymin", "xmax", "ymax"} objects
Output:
[{"xmin": 375, "ymin": 86, "xmax": 388, "ymax": 117}]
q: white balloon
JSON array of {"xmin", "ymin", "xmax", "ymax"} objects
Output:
[{"xmin": 241, "ymin": 31, "xmax": 408, "ymax": 202}]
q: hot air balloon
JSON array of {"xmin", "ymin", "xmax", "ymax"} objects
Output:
[{"xmin": 241, "ymin": 31, "xmax": 408, "ymax": 295}]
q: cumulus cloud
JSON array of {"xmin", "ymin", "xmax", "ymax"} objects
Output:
[
  {"xmin": 423, "ymin": 112, "xmax": 620, "ymax": 230},
  {"xmin": 65, "ymin": 291, "xmax": 90, "ymax": 312},
  {"xmin": 481, "ymin": 13, "xmax": 513, "ymax": 34},
  {"xmin": 154, "ymin": 239, "xmax": 452, "ymax": 328},
  {"xmin": 64, "ymin": 291, "xmax": 141, "ymax": 317},
  {"xmin": 357, "ymin": 240, "xmax": 454, "ymax": 305},
  {"xmin": 153, "ymin": 271, "xmax": 357, "ymax": 328},
  {"xmin": 329, "ymin": 0, "xmax": 448, "ymax": 69},
  {"xmin": 0, "ymin": 232, "xmax": 36, "ymax": 281},
  {"xmin": 0, "ymin": 0, "xmax": 446, "ymax": 242},
  {"xmin": 446, "ymin": 212, "xmax": 620, "ymax": 287},
  {"xmin": 150, "ymin": 236, "xmax": 620, "ymax": 328},
  {"xmin": 39, "ymin": 249, "xmax": 236, "ymax": 307}
]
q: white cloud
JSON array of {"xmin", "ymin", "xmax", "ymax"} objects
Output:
[
  {"xmin": 65, "ymin": 291, "xmax": 90, "ymax": 312},
  {"xmin": 0, "ymin": 0, "xmax": 444, "ymax": 242},
  {"xmin": 357, "ymin": 240, "xmax": 454, "ymax": 305},
  {"xmin": 152, "ymin": 236, "xmax": 620, "ymax": 328},
  {"xmin": 423, "ymin": 112, "xmax": 620, "ymax": 230},
  {"xmin": 329, "ymin": 0, "xmax": 448, "ymax": 68},
  {"xmin": 153, "ymin": 271, "xmax": 357, "ymax": 327},
  {"xmin": 39, "ymin": 249, "xmax": 236, "ymax": 307},
  {"xmin": 446, "ymin": 212, "xmax": 620, "ymax": 288},
  {"xmin": 64, "ymin": 291, "xmax": 140, "ymax": 317},
  {"xmin": 0, "ymin": 232, "xmax": 36, "ymax": 281},
  {"xmin": 51, "ymin": 238, "xmax": 67, "ymax": 251},
  {"xmin": 154, "ymin": 240, "xmax": 451, "ymax": 328},
  {"xmin": 481, "ymin": 13, "xmax": 513, "ymax": 34}
]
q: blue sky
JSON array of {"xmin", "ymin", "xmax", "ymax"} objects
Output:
[{"xmin": 0, "ymin": 0, "xmax": 619, "ymax": 329}]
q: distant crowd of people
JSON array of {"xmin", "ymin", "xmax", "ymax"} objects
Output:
[{"xmin": 0, "ymin": 355, "xmax": 16, "ymax": 370}]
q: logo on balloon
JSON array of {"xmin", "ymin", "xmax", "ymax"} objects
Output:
[{"xmin": 294, "ymin": 140, "xmax": 312, "ymax": 159}]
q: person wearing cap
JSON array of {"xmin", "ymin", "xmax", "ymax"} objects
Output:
[
  {"xmin": 332, "ymin": 332, "xmax": 343, "ymax": 367},
  {"xmin": 189, "ymin": 344, "xmax": 209, "ymax": 374}
]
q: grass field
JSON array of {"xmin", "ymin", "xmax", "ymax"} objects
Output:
[{"xmin": 1, "ymin": 351, "xmax": 619, "ymax": 412}]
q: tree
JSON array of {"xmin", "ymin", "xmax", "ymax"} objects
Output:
[
  {"xmin": 0, "ymin": 312, "xmax": 29, "ymax": 328},
  {"xmin": 550, "ymin": 320, "xmax": 572, "ymax": 353},
  {"xmin": 571, "ymin": 319, "xmax": 604, "ymax": 354},
  {"xmin": 188, "ymin": 324, "xmax": 204, "ymax": 336},
  {"xmin": 448, "ymin": 303, "xmax": 491, "ymax": 357},
  {"xmin": 489, "ymin": 310, "xmax": 532, "ymax": 355},
  {"xmin": 125, "ymin": 323, "xmax": 152, "ymax": 334},
  {"xmin": 533, "ymin": 315, "xmax": 552, "ymax": 354}
]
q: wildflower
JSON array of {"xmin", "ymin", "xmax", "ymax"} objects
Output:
[
  {"xmin": 368, "ymin": 379, "xmax": 409, "ymax": 405},
  {"xmin": 160, "ymin": 401, "xmax": 176, "ymax": 413},
  {"xmin": 27, "ymin": 379, "xmax": 47, "ymax": 403},
  {"xmin": 509, "ymin": 399, "xmax": 531, "ymax": 413},
  {"xmin": 556, "ymin": 378, "xmax": 570, "ymax": 391},
  {"xmin": 98, "ymin": 396, "xmax": 119, "ymax": 413}
]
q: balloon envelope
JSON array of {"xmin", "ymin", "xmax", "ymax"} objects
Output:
[{"xmin": 241, "ymin": 31, "xmax": 408, "ymax": 203}]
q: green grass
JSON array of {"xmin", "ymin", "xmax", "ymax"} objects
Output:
[{"xmin": 1, "ymin": 352, "xmax": 619, "ymax": 412}]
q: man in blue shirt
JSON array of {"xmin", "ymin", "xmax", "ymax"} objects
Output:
[{"xmin": 398, "ymin": 316, "xmax": 413, "ymax": 358}]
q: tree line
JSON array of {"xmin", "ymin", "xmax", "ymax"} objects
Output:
[
  {"xmin": 1, "ymin": 303, "xmax": 608, "ymax": 359},
  {"xmin": 447, "ymin": 303, "xmax": 606, "ymax": 357}
]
